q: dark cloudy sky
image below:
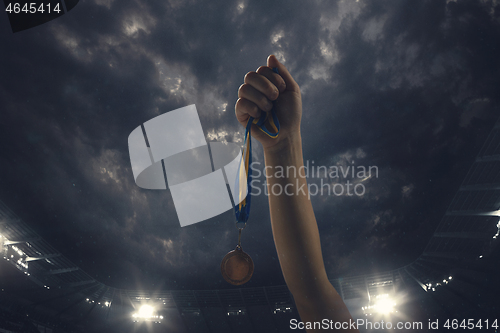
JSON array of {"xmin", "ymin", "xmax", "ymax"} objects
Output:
[{"xmin": 1, "ymin": 0, "xmax": 499, "ymax": 291}]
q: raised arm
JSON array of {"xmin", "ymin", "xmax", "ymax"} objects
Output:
[{"xmin": 235, "ymin": 55, "xmax": 359, "ymax": 332}]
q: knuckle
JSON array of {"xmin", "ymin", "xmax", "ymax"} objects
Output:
[
  {"xmin": 256, "ymin": 66, "xmax": 268, "ymax": 74},
  {"xmin": 238, "ymin": 84, "xmax": 247, "ymax": 97},
  {"xmin": 235, "ymin": 100, "xmax": 245, "ymax": 117},
  {"xmin": 236, "ymin": 98, "xmax": 249, "ymax": 108},
  {"xmin": 235, "ymin": 98, "xmax": 242, "ymax": 110},
  {"xmin": 244, "ymin": 71, "xmax": 257, "ymax": 82}
]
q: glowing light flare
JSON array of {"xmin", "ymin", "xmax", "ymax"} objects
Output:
[
  {"xmin": 138, "ymin": 305, "xmax": 154, "ymax": 318},
  {"xmin": 373, "ymin": 296, "xmax": 396, "ymax": 314},
  {"xmin": 11, "ymin": 245, "xmax": 24, "ymax": 257},
  {"xmin": 362, "ymin": 294, "xmax": 398, "ymax": 315},
  {"xmin": 132, "ymin": 304, "xmax": 164, "ymax": 322},
  {"xmin": 493, "ymin": 221, "xmax": 499, "ymax": 238}
]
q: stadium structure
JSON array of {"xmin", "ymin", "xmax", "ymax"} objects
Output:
[{"xmin": 1, "ymin": 118, "xmax": 499, "ymax": 332}]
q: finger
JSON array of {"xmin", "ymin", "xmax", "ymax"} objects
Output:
[
  {"xmin": 238, "ymin": 83, "xmax": 274, "ymax": 112},
  {"xmin": 244, "ymin": 71, "xmax": 279, "ymax": 101},
  {"xmin": 235, "ymin": 98, "xmax": 262, "ymax": 124},
  {"xmin": 267, "ymin": 54, "xmax": 300, "ymax": 93},
  {"xmin": 256, "ymin": 66, "xmax": 287, "ymax": 93}
]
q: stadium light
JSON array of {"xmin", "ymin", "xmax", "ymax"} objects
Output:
[
  {"xmin": 362, "ymin": 294, "xmax": 398, "ymax": 316},
  {"xmin": 493, "ymin": 221, "xmax": 500, "ymax": 239},
  {"xmin": 0, "ymin": 234, "xmax": 6, "ymax": 255},
  {"xmin": 138, "ymin": 305, "xmax": 154, "ymax": 318},
  {"xmin": 373, "ymin": 294, "xmax": 396, "ymax": 314},
  {"xmin": 132, "ymin": 304, "xmax": 163, "ymax": 323}
]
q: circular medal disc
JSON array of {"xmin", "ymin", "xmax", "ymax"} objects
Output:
[{"xmin": 221, "ymin": 246, "xmax": 254, "ymax": 285}]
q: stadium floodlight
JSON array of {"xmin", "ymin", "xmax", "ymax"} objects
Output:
[
  {"xmin": 0, "ymin": 234, "xmax": 10, "ymax": 253},
  {"xmin": 362, "ymin": 294, "xmax": 398, "ymax": 316},
  {"xmin": 138, "ymin": 305, "xmax": 154, "ymax": 318},
  {"xmin": 493, "ymin": 222, "xmax": 500, "ymax": 239},
  {"xmin": 373, "ymin": 294, "xmax": 396, "ymax": 314},
  {"xmin": 132, "ymin": 304, "xmax": 163, "ymax": 322}
]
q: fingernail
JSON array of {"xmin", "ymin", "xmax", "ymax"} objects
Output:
[{"xmin": 273, "ymin": 87, "xmax": 279, "ymax": 99}]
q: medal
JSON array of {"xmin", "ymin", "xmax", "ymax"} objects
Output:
[
  {"xmin": 221, "ymin": 228, "xmax": 254, "ymax": 285},
  {"xmin": 221, "ymin": 67, "xmax": 280, "ymax": 285}
]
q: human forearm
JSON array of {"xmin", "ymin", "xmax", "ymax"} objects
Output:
[
  {"xmin": 264, "ymin": 133, "xmax": 330, "ymax": 298},
  {"xmin": 265, "ymin": 134, "xmax": 358, "ymax": 332}
]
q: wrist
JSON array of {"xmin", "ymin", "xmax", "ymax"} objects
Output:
[{"xmin": 263, "ymin": 131, "xmax": 302, "ymax": 156}]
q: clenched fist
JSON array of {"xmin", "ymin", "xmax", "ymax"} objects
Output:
[{"xmin": 235, "ymin": 55, "xmax": 302, "ymax": 151}]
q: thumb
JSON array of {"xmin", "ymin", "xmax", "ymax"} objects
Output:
[{"xmin": 267, "ymin": 55, "xmax": 300, "ymax": 93}]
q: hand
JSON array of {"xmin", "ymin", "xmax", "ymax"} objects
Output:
[{"xmin": 235, "ymin": 55, "xmax": 302, "ymax": 151}]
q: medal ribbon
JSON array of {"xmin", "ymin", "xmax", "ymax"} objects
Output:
[{"xmin": 235, "ymin": 67, "xmax": 280, "ymax": 224}]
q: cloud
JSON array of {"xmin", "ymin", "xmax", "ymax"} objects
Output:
[{"xmin": 1, "ymin": 0, "xmax": 499, "ymax": 290}]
